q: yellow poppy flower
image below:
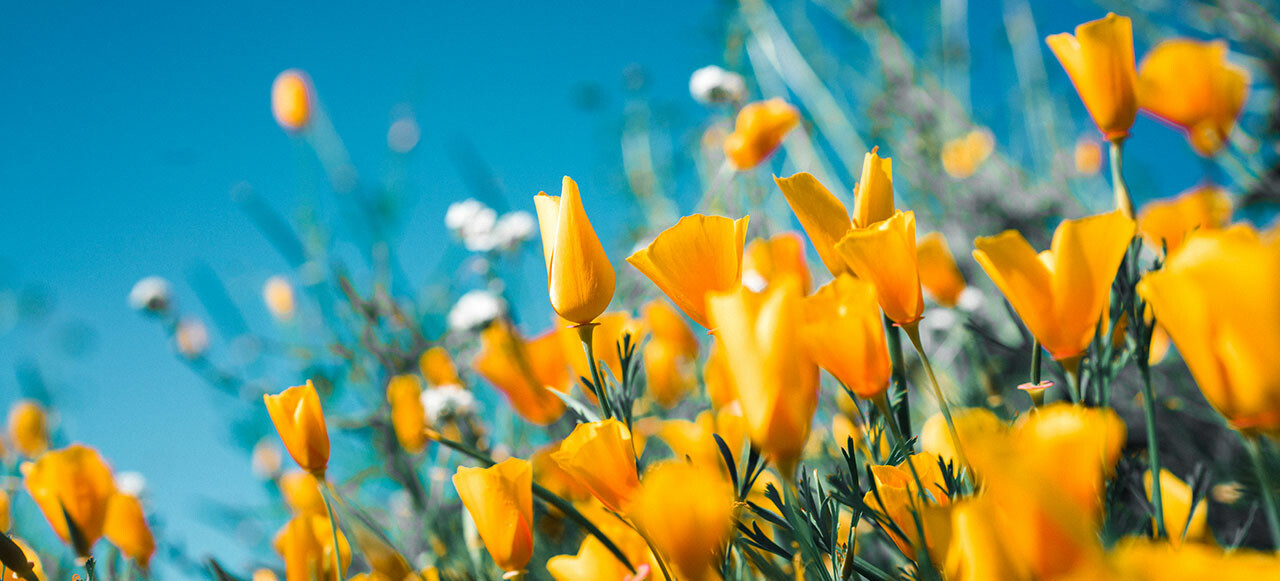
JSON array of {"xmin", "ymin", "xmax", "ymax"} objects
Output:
[
  {"xmin": 104, "ymin": 493, "xmax": 156, "ymax": 568},
  {"xmin": 836, "ymin": 210, "xmax": 925, "ymax": 327},
  {"xmin": 552, "ymin": 419, "xmax": 640, "ymax": 513},
  {"xmin": 279, "ymin": 470, "xmax": 327, "ymax": 516},
  {"xmin": 631, "ymin": 461, "xmax": 736, "ymax": 581},
  {"xmin": 743, "ymin": 232, "xmax": 812, "ymax": 294},
  {"xmin": 862, "ymin": 452, "xmax": 953, "ymax": 560},
  {"xmin": 386, "ymin": 375, "xmax": 428, "ymax": 454},
  {"xmin": 272, "ymin": 514, "xmax": 351, "ymax": 581},
  {"xmin": 419, "ymin": 346, "xmax": 461, "ymax": 387},
  {"xmin": 472, "ymin": 321, "xmax": 569, "ymax": 426},
  {"xmin": 940, "ymin": 129, "xmax": 995, "ymax": 179},
  {"xmin": 7, "ymin": 400, "xmax": 49, "ymax": 458},
  {"xmin": 1144, "ymin": 469, "xmax": 1210, "ymax": 547},
  {"xmin": 722, "ymin": 98, "xmax": 800, "ymax": 170},
  {"xmin": 801, "ymin": 274, "xmax": 891, "ymax": 399},
  {"xmin": 1047, "ymin": 13, "xmax": 1138, "ymax": 141},
  {"xmin": 271, "ymin": 69, "xmax": 313, "ymax": 132},
  {"xmin": 1075, "ymin": 137, "xmax": 1104, "ymax": 175},
  {"xmin": 628, "ymin": 214, "xmax": 749, "ymax": 330},
  {"xmin": 534, "ymin": 176, "xmax": 616, "ymax": 325},
  {"xmin": 916, "ymin": 232, "xmax": 967, "ymax": 308},
  {"xmin": 920, "ymin": 408, "xmax": 1007, "ymax": 470},
  {"xmin": 22, "ymin": 444, "xmax": 117, "ymax": 555},
  {"xmin": 452, "ymin": 458, "xmax": 534, "ymax": 574},
  {"xmin": 1138, "ymin": 39, "xmax": 1250, "ymax": 156},
  {"xmin": 1137, "ymin": 185, "xmax": 1232, "ymax": 254},
  {"xmin": 264, "ymin": 380, "xmax": 330, "ymax": 477},
  {"xmin": 973, "ymin": 209, "xmax": 1135, "ymax": 363}
]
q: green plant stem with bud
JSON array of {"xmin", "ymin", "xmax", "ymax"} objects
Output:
[
  {"xmin": 576, "ymin": 323, "xmax": 614, "ymax": 419},
  {"xmin": 1244, "ymin": 435, "xmax": 1280, "ymax": 551},
  {"xmin": 1110, "ymin": 140, "xmax": 1134, "ymax": 218},
  {"xmin": 884, "ymin": 316, "xmax": 912, "ymax": 441},
  {"xmin": 425, "ymin": 429, "xmax": 638, "ymax": 574}
]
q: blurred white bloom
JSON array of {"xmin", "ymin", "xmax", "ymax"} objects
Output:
[
  {"xmin": 175, "ymin": 318, "xmax": 209, "ymax": 358},
  {"xmin": 389, "ymin": 489, "xmax": 414, "ymax": 519},
  {"xmin": 492, "ymin": 211, "xmax": 535, "ymax": 248},
  {"xmin": 387, "ymin": 116, "xmax": 420, "ymax": 153},
  {"xmin": 447, "ymin": 290, "xmax": 505, "ymax": 331},
  {"xmin": 690, "ymin": 65, "xmax": 746, "ymax": 104},
  {"xmin": 251, "ymin": 438, "xmax": 283, "ymax": 480},
  {"xmin": 921, "ymin": 309, "xmax": 957, "ymax": 334},
  {"xmin": 741, "ymin": 270, "xmax": 768, "ymax": 293},
  {"xmin": 115, "ymin": 471, "xmax": 147, "ymax": 497},
  {"xmin": 445, "ymin": 199, "xmax": 500, "ymax": 252},
  {"xmin": 128, "ymin": 276, "xmax": 172, "ymax": 313},
  {"xmin": 262, "ymin": 275, "xmax": 296, "ymax": 322},
  {"xmin": 420, "ymin": 383, "xmax": 477, "ymax": 424},
  {"xmin": 957, "ymin": 287, "xmax": 985, "ymax": 313}
]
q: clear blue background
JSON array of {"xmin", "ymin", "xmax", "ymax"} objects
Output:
[{"xmin": 0, "ymin": 0, "xmax": 1246, "ymax": 576}]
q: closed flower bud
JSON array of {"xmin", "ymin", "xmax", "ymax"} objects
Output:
[
  {"xmin": 387, "ymin": 375, "xmax": 429, "ymax": 454},
  {"xmin": 916, "ymin": 232, "xmax": 967, "ymax": 308},
  {"xmin": 23, "ymin": 444, "xmax": 117, "ymax": 556},
  {"xmin": 628, "ymin": 214, "xmax": 749, "ymax": 330},
  {"xmin": 419, "ymin": 346, "xmax": 461, "ymax": 387},
  {"xmin": 1144, "ymin": 469, "xmax": 1210, "ymax": 548},
  {"xmin": 723, "ymin": 98, "xmax": 800, "ymax": 170},
  {"xmin": 264, "ymin": 380, "xmax": 331, "ymax": 478},
  {"xmin": 8, "ymin": 400, "xmax": 49, "ymax": 458},
  {"xmin": 1047, "ymin": 13, "xmax": 1138, "ymax": 141},
  {"xmin": 271, "ymin": 69, "xmax": 313, "ymax": 132},
  {"xmin": 534, "ymin": 176, "xmax": 616, "ymax": 325},
  {"xmin": 452, "ymin": 458, "xmax": 534, "ymax": 575},
  {"xmin": 103, "ymin": 493, "xmax": 155, "ymax": 568}
]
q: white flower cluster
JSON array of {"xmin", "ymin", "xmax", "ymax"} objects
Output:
[
  {"xmin": 447, "ymin": 289, "xmax": 506, "ymax": 331},
  {"xmin": 128, "ymin": 276, "xmax": 172, "ymax": 313},
  {"xmin": 420, "ymin": 383, "xmax": 477, "ymax": 425},
  {"xmin": 690, "ymin": 65, "xmax": 746, "ymax": 104},
  {"xmin": 445, "ymin": 199, "xmax": 535, "ymax": 252}
]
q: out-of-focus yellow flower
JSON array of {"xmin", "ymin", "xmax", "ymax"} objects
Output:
[
  {"xmin": 801, "ymin": 274, "xmax": 891, "ymax": 399},
  {"xmin": 547, "ymin": 536, "xmax": 634, "ymax": 580},
  {"xmin": 743, "ymin": 232, "xmax": 811, "ymax": 294},
  {"xmin": 22, "ymin": 443, "xmax": 116, "ymax": 555},
  {"xmin": 1077, "ymin": 538, "xmax": 1280, "ymax": 580},
  {"xmin": 863, "ymin": 453, "xmax": 953, "ymax": 559},
  {"xmin": 707, "ymin": 277, "xmax": 818, "ymax": 476},
  {"xmin": 271, "ymin": 69, "xmax": 313, "ymax": 132},
  {"xmin": 534, "ymin": 176, "xmax": 616, "ymax": 325},
  {"xmin": 1075, "ymin": 137, "xmax": 1104, "ymax": 175},
  {"xmin": 0, "ymin": 489, "xmax": 8, "ymax": 532},
  {"xmin": 940, "ymin": 129, "xmax": 995, "ymax": 179},
  {"xmin": 1137, "ymin": 227, "xmax": 1280, "ymax": 436},
  {"xmin": 774, "ymin": 149, "xmax": 896, "ymax": 277},
  {"xmin": 1137, "ymin": 185, "xmax": 1232, "ymax": 254},
  {"xmin": 1047, "ymin": 14, "xmax": 1138, "ymax": 141},
  {"xmin": 933, "ymin": 497, "xmax": 1027, "ymax": 581},
  {"xmin": 273, "ymin": 514, "xmax": 351, "ymax": 581},
  {"xmin": 1138, "ymin": 39, "xmax": 1250, "ymax": 157},
  {"xmin": 631, "ymin": 461, "xmax": 736, "ymax": 581},
  {"xmin": 453, "ymin": 458, "xmax": 534, "ymax": 574},
  {"xmin": 837, "ymin": 210, "xmax": 925, "ymax": 327},
  {"xmin": 658, "ymin": 409, "xmax": 745, "ymax": 473},
  {"xmin": 104, "ymin": 493, "xmax": 155, "ymax": 568},
  {"xmin": 916, "ymin": 232, "xmax": 967, "ymax": 308},
  {"xmin": 642, "ymin": 300, "xmax": 699, "ymax": 359},
  {"xmin": 920, "ymin": 408, "xmax": 1007, "ymax": 470},
  {"xmin": 351, "ymin": 528, "xmax": 413, "ymax": 581},
  {"xmin": 553, "ymin": 419, "xmax": 640, "ymax": 512},
  {"xmin": 419, "ymin": 346, "xmax": 461, "ymax": 387},
  {"xmin": 251, "ymin": 570, "xmax": 278, "ymax": 581},
  {"xmin": 3, "ymin": 537, "xmax": 44, "ymax": 581},
  {"xmin": 263, "ymin": 275, "xmax": 296, "ymax": 322},
  {"xmin": 473, "ymin": 320, "xmax": 568, "ymax": 426},
  {"xmin": 973, "ymin": 210, "xmax": 1135, "ymax": 363},
  {"xmin": 386, "ymin": 375, "xmax": 428, "ymax": 454},
  {"xmin": 1145, "ymin": 469, "xmax": 1210, "ymax": 547},
  {"xmin": 264, "ymin": 380, "xmax": 330, "ymax": 478},
  {"xmin": 252, "ymin": 438, "xmax": 284, "ymax": 480},
  {"xmin": 723, "ymin": 98, "xmax": 800, "ymax": 170},
  {"xmin": 532, "ymin": 442, "xmax": 591, "ymax": 504},
  {"xmin": 703, "ymin": 338, "xmax": 737, "ymax": 410},
  {"xmin": 8, "ymin": 400, "xmax": 49, "ymax": 458},
  {"xmin": 628, "ymin": 214, "xmax": 749, "ymax": 330},
  {"xmin": 279, "ymin": 470, "xmax": 326, "ymax": 516},
  {"xmin": 644, "ymin": 338, "xmax": 697, "ymax": 409}
]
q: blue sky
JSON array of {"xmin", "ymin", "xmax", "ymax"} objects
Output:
[{"xmin": 0, "ymin": 0, "xmax": 1256, "ymax": 576}]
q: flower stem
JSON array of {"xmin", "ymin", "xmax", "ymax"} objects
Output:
[
  {"xmin": 884, "ymin": 316, "xmax": 912, "ymax": 440},
  {"xmin": 872, "ymin": 394, "xmax": 907, "ymax": 454},
  {"xmin": 426, "ymin": 429, "xmax": 639, "ymax": 573},
  {"xmin": 902, "ymin": 323, "xmax": 970, "ymax": 476},
  {"xmin": 320, "ymin": 481, "xmax": 346, "ymax": 580},
  {"xmin": 577, "ymin": 324, "xmax": 613, "ymax": 419},
  {"xmin": 1109, "ymin": 140, "xmax": 1134, "ymax": 218},
  {"xmin": 1061, "ymin": 356, "xmax": 1082, "ymax": 404},
  {"xmin": 1244, "ymin": 435, "xmax": 1280, "ymax": 551},
  {"xmin": 1137, "ymin": 347, "xmax": 1166, "ymax": 539}
]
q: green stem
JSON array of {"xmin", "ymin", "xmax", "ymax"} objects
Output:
[
  {"xmin": 428, "ymin": 431, "xmax": 638, "ymax": 573},
  {"xmin": 884, "ymin": 316, "xmax": 912, "ymax": 440},
  {"xmin": 577, "ymin": 324, "xmax": 613, "ymax": 419},
  {"xmin": 872, "ymin": 394, "xmax": 907, "ymax": 454},
  {"xmin": 1137, "ymin": 359, "xmax": 1166, "ymax": 538},
  {"xmin": 1062, "ymin": 357, "xmax": 1082, "ymax": 404},
  {"xmin": 1245, "ymin": 435, "xmax": 1280, "ymax": 551},
  {"xmin": 902, "ymin": 323, "xmax": 970, "ymax": 477},
  {"xmin": 1030, "ymin": 339, "xmax": 1042, "ymax": 385},
  {"xmin": 320, "ymin": 482, "xmax": 346, "ymax": 580},
  {"xmin": 1109, "ymin": 140, "xmax": 1134, "ymax": 218}
]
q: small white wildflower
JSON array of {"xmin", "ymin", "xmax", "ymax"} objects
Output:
[
  {"xmin": 445, "ymin": 199, "xmax": 498, "ymax": 251},
  {"xmin": 115, "ymin": 471, "xmax": 147, "ymax": 497},
  {"xmin": 128, "ymin": 276, "xmax": 172, "ymax": 313},
  {"xmin": 262, "ymin": 275, "xmax": 296, "ymax": 322},
  {"xmin": 387, "ymin": 116, "xmax": 421, "ymax": 153},
  {"xmin": 492, "ymin": 211, "xmax": 535, "ymax": 248},
  {"xmin": 420, "ymin": 383, "xmax": 477, "ymax": 424},
  {"xmin": 251, "ymin": 437, "xmax": 283, "ymax": 480},
  {"xmin": 447, "ymin": 290, "xmax": 505, "ymax": 331},
  {"xmin": 957, "ymin": 287, "xmax": 985, "ymax": 312},
  {"xmin": 175, "ymin": 318, "xmax": 210, "ymax": 358},
  {"xmin": 690, "ymin": 65, "xmax": 747, "ymax": 104}
]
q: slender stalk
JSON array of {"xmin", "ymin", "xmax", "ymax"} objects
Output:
[
  {"xmin": 1027, "ymin": 340, "xmax": 1045, "ymax": 407},
  {"xmin": 1244, "ymin": 435, "xmax": 1280, "ymax": 551},
  {"xmin": 426, "ymin": 430, "xmax": 638, "ymax": 573},
  {"xmin": 884, "ymin": 317, "xmax": 912, "ymax": 440},
  {"xmin": 872, "ymin": 394, "xmax": 907, "ymax": 453},
  {"xmin": 626, "ymin": 519, "xmax": 675, "ymax": 581},
  {"xmin": 1137, "ymin": 359, "xmax": 1166, "ymax": 538},
  {"xmin": 1061, "ymin": 356, "xmax": 1082, "ymax": 404},
  {"xmin": 1109, "ymin": 140, "xmax": 1134, "ymax": 218},
  {"xmin": 576, "ymin": 324, "xmax": 613, "ymax": 419},
  {"xmin": 902, "ymin": 323, "xmax": 970, "ymax": 476},
  {"xmin": 320, "ymin": 481, "xmax": 346, "ymax": 580}
]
